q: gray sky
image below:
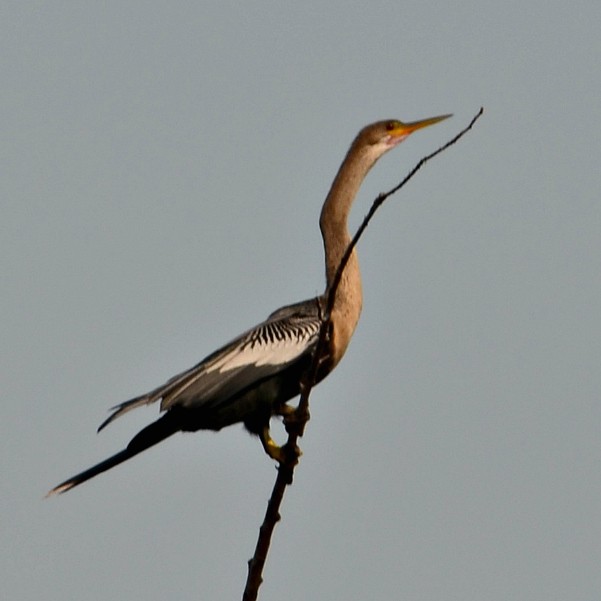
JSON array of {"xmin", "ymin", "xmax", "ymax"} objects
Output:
[{"xmin": 3, "ymin": 2, "xmax": 600, "ymax": 600}]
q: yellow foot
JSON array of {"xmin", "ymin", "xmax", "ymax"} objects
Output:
[{"xmin": 260, "ymin": 426, "xmax": 301, "ymax": 465}]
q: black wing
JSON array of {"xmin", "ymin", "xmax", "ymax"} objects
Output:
[{"xmin": 98, "ymin": 297, "xmax": 324, "ymax": 431}]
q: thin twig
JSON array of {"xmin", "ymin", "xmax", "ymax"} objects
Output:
[{"xmin": 242, "ymin": 107, "xmax": 483, "ymax": 601}]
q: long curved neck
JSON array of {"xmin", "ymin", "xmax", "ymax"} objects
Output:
[{"xmin": 319, "ymin": 140, "xmax": 382, "ymax": 365}]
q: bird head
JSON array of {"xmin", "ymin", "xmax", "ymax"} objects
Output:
[{"xmin": 357, "ymin": 114, "xmax": 452, "ymax": 156}]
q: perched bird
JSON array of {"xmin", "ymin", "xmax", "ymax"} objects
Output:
[{"xmin": 48, "ymin": 114, "xmax": 450, "ymax": 495}]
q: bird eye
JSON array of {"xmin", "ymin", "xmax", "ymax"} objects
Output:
[{"xmin": 386, "ymin": 121, "xmax": 399, "ymax": 131}]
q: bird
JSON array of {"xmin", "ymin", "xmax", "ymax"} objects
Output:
[{"xmin": 48, "ymin": 114, "xmax": 451, "ymax": 495}]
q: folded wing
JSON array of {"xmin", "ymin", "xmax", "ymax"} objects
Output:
[{"xmin": 98, "ymin": 297, "xmax": 323, "ymax": 431}]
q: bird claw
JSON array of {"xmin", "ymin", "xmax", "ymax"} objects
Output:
[
  {"xmin": 260, "ymin": 426, "xmax": 301, "ymax": 465},
  {"xmin": 267, "ymin": 441, "xmax": 302, "ymax": 466}
]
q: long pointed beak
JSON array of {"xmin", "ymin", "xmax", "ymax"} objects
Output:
[{"xmin": 391, "ymin": 113, "xmax": 452, "ymax": 137}]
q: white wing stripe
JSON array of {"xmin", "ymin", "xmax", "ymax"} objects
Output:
[{"xmin": 212, "ymin": 337, "xmax": 311, "ymax": 372}]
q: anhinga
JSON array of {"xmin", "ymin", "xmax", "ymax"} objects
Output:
[{"xmin": 48, "ymin": 114, "xmax": 450, "ymax": 495}]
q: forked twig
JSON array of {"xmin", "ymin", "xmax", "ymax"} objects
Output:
[{"xmin": 242, "ymin": 107, "xmax": 484, "ymax": 601}]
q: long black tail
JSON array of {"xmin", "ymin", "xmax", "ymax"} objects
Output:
[{"xmin": 47, "ymin": 413, "xmax": 180, "ymax": 496}]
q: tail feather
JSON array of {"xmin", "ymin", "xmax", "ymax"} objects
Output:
[
  {"xmin": 47, "ymin": 413, "xmax": 180, "ymax": 496},
  {"xmin": 97, "ymin": 393, "xmax": 153, "ymax": 432},
  {"xmin": 97, "ymin": 363, "xmax": 205, "ymax": 432}
]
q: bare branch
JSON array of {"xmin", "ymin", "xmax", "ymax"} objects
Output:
[{"xmin": 242, "ymin": 107, "xmax": 483, "ymax": 601}]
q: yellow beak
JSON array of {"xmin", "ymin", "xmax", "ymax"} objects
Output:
[{"xmin": 391, "ymin": 113, "xmax": 452, "ymax": 137}]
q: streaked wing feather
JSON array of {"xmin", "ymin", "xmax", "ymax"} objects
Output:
[
  {"xmin": 161, "ymin": 299, "xmax": 322, "ymax": 410},
  {"xmin": 98, "ymin": 297, "xmax": 323, "ymax": 429}
]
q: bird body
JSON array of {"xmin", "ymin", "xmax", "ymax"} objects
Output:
[{"xmin": 48, "ymin": 114, "xmax": 450, "ymax": 495}]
